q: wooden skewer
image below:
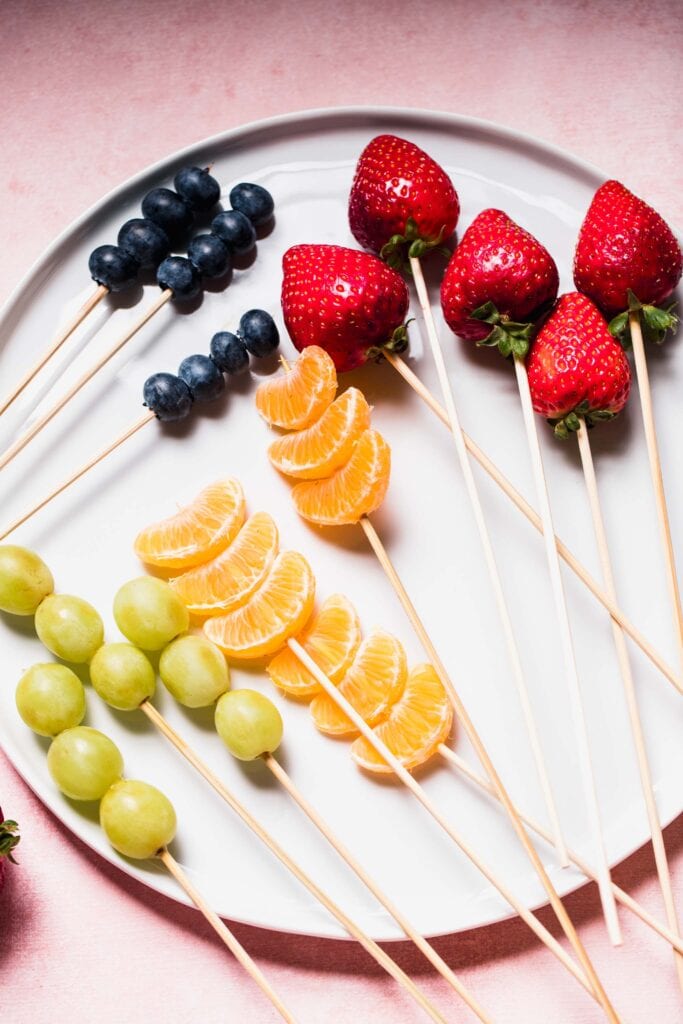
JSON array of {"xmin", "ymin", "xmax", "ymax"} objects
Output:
[
  {"xmin": 576, "ymin": 416, "xmax": 683, "ymax": 989},
  {"xmin": 355, "ymin": 517, "xmax": 619, "ymax": 1020},
  {"xmin": 512, "ymin": 355, "xmax": 621, "ymax": 945},
  {"xmin": 139, "ymin": 701, "xmax": 447, "ymax": 1024},
  {"xmin": 159, "ymin": 847, "xmax": 297, "ymax": 1022},
  {"xmin": 289, "ymin": 637, "xmax": 608, "ymax": 1010},
  {"xmin": 438, "ymin": 745, "xmax": 683, "ymax": 956},
  {"xmin": 263, "ymin": 753, "xmax": 490, "ymax": 1023},
  {"xmin": 629, "ymin": 310, "xmax": 683, "ymax": 670},
  {"xmin": 409, "ymin": 255, "xmax": 567, "ymax": 866},
  {"xmin": 0, "ymin": 285, "xmax": 109, "ymax": 419},
  {"xmin": 385, "ymin": 352, "xmax": 683, "ymax": 697},
  {"xmin": 0, "ymin": 289, "xmax": 172, "ymax": 472}
]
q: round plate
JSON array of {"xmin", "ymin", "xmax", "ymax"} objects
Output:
[{"xmin": 0, "ymin": 107, "xmax": 681, "ymax": 941}]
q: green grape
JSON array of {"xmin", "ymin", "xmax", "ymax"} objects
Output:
[
  {"xmin": 113, "ymin": 577, "xmax": 189, "ymax": 651},
  {"xmin": 0, "ymin": 545, "xmax": 53, "ymax": 616},
  {"xmin": 90, "ymin": 642, "xmax": 155, "ymax": 711},
  {"xmin": 100, "ymin": 779, "xmax": 177, "ymax": 860},
  {"xmin": 214, "ymin": 689, "xmax": 283, "ymax": 761},
  {"xmin": 47, "ymin": 726, "xmax": 123, "ymax": 801},
  {"xmin": 35, "ymin": 594, "xmax": 104, "ymax": 664},
  {"xmin": 16, "ymin": 662, "xmax": 86, "ymax": 736},
  {"xmin": 159, "ymin": 635, "xmax": 229, "ymax": 708}
]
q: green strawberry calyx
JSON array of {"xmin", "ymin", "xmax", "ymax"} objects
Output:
[
  {"xmin": 548, "ymin": 400, "xmax": 616, "ymax": 441},
  {"xmin": 0, "ymin": 818, "xmax": 20, "ymax": 864},
  {"xmin": 380, "ymin": 218, "xmax": 450, "ymax": 273},
  {"xmin": 366, "ymin": 321, "xmax": 412, "ymax": 362},
  {"xmin": 609, "ymin": 289, "xmax": 679, "ymax": 348},
  {"xmin": 470, "ymin": 301, "xmax": 534, "ymax": 359}
]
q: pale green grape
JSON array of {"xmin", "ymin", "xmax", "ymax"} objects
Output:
[
  {"xmin": 16, "ymin": 662, "xmax": 86, "ymax": 736},
  {"xmin": 35, "ymin": 594, "xmax": 104, "ymax": 664},
  {"xmin": 0, "ymin": 545, "xmax": 53, "ymax": 615},
  {"xmin": 47, "ymin": 726, "xmax": 123, "ymax": 801},
  {"xmin": 214, "ymin": 689, "xmax": 283, "ymax": 761},
  {"xmin": 159, "ymin": 635, "xmax": 229, "ymax": 708},
  {"xmin": 100, "ymin": 779, "xmax": 177, "ymax": 859},
  {"xmin": 113, "ymin": 577, "xmax": 189, "ymax": 651},
  {"xmin": 90, "ymin": 642, "xmax": 155, "ymax": 711}
]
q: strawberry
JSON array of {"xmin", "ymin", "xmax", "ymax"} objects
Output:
[
  {"xmin": 527, "ymin": 292, "xmax": 631, "ymax": 439},
  {"xmin": 348, "ymin": 134, "xmax": 459, "ymax": 268},
  {"xmin": 574, "ymin": 180, "xmax": 681, "ymax": 345},
  {"xmin": 440, "ymin": 209, "xmax": 559, "ymax": 357},
  {"xmin": 281, "ymin": 244, "xmax": 410, "ymax": 372},
  {"xmin": 0, "ymin": 810, "xmax": 20, "ymax": 892}
]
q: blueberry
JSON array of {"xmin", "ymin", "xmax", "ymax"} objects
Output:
[
  {"xmin": 239, "ymin": 309, "xmax": 279, "ymax": 357},
  {"xmin": 178, "ymin": 353, "xmax": 225, "ymax": 402},
  {"xmin": 88, "ymin": 244, "xmax": 139, "ymax": 291},
  {"xmin": 210, "ymin": 331, "xmax": 249, "ymax": 375},
  {"xmin": 187, "ymin": 234, "xmax": 231, "ymax": 279},
  {"xmin": 173, "ymin": 166, "xmax": 221, "ymax": 211},
  {"xmin": 141, "ymin": 188, "xmax": 193, "ymax": 237},
  {"xmin": 156, "ymin": 256, "xmax": 201, "ymax": 300},
  {"xmin": 143, "ymin": 372, "xmax": 193, "ymax": 421},
  {"xmin": 117, "ymin": 218, "xmax": 170, "ymax": 269},
  {"xmin": 210, "ymin": 210, "xmax": 256, "ymax": 254},
  {"xmin": 229, "ymin": 183, "xmax": 274, "ymax": 226}
]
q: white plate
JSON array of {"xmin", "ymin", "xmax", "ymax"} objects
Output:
[{"xmin": 0, "ymin": 107, "xmax": 681, "ymax": 941}]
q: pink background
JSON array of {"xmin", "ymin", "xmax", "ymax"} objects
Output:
[{"xmin": 2, "ymin": 1, "xmax": 682, "ymax": 1020}]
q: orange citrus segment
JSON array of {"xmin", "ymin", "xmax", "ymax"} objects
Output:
[
  {"xmin": 169, "ymin": 513, "xmax": 279, "ymax": 618},
  {"xmin": 267, "ymin": 594, "xmax": 361, "ymax": 698},
  {"xmin": 204, "ymin": 550, "xmax": 315, "ymax": 659},
  {"xmin": 134, "ymin": 478, "xmax": 245, "ymax": 569},
  {"xmin": 310, "ymin": 630, "xmax": 407, "ymax": 736},
  {"xmin": 255, "ymin": 346, "xmax": 337, "ymax": 429},
  {"xmin": 267, "ymin": 388, "xmax": 371, "ymax": 480},
  {"xmin": 351, "ymin": 664, "xmax": 453, "ymax": 773},
  {"xmin": 291, "ymin": 429, "xmax": 390, "ymax": 526}
]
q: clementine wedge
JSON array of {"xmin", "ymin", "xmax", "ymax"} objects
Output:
[
  {"xmin": 255, "ymin": 346, "xmax": 337, "ymax": 430},
  {"xmin": 292, "ymin": 429, "xmax": 390, "ymax": 526},
  {"xmin": 267, "ymin": 388, "xmax": 371, "ymax": 480}
]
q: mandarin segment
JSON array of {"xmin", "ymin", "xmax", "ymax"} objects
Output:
[
  {"xmin": 170, "ymin": 513, "xmax": 279, "ymax": 618},
  {"xmin": 292, "ymin": 429, "xmax": 390, "ymax": 526},
  {"xmin": 204, "ymin": 550, "xmax": 315, "ymax": 659},
  {"xmin": 267, "ymin": 388, "xmax": 372, "ymax": 480},
  {"xmin": 134, "ymin": 478, "xmax": 246, "ymax": 569},
  {"xmin": 310, "ymin": 630, "xmax": 407, "ymax": 736},
  {"xmin": 255, "ymin": 346, "xmax": 337, "ymax": 429},
  {"xmin": 267, "ymin": 594, "xmax": 361, "ymax": 698},
  {"xmin": 351, "ymin": 663, "xmax": 453, "ymax": 773}
]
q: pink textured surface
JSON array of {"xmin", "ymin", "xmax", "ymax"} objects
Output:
[{"xmin": 1, "ymin": 1, "xmax": 682, "ymax": 1021}]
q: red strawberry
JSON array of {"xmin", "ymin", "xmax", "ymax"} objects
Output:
[
  {"xmin": 527, "ymin": 292, "xmax": 631, "ymax": 439},
  {"xmin": 440, "ymin": 209, "xmax": 559, "ymax": 357},
  {"xmin": 0, "ymin": 810, "xmax": 20, "ymax": 892},
  {"xmin": 348, "ymin": 134, "xmax": 459, "ymax": 267},
  {"xmin": 281, "ymin": 244, "xmax": 410, "ymax": 372},
  {"xmin": 574, "ymin": 180, "xmax": 681, "ymax": 345}
]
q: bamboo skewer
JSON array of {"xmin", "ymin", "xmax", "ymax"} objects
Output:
[
  {"xmin": 0, "ymin": 289, "xmax": 172, "ymax": 472},
  {"xmin": 409, "ymin": 255, "xmax": 567, "ymax": 865},
  {"xmin": 576, "ymin": 416, "xmax": 683, "ymax": 989},
  {"xmin": 512, "ymin": 355, "xmax": 621, "ymax": 945},
  {"xmin": 0, "ymin": 285, "xmax": 109, "ymax": 419},
  {"xmin": 159, "ymin": 848, "xmax": 297, "ymax": 1023},
  {"xmin": 139, "ymin": 701, "xmax": 447, "ymax": 1024},
  {"xmin": 263, "ymin": 753, "xmax": 490, "ymax": 1023},
  {"xmin": 438, "ymin": 745, "xmax": 683, "ymax": 956}
]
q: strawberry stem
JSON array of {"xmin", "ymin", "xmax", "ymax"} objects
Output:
[
  {"xmin": 0, "ymin": 818, "xmax": 20, "ymax": 864},
  {"xmin": 471, "ymin": 301, "xmax": 534, "ymax": 358},
  {"xmin": 609, "ymin": 289, "xmax": 679, "ymax": 348},
  {"xmin": 380, "ymin": 217, "xmax": 449, "ymax": 273},
  {"xmin": 546, "ymin": 401, "xmax": 617, "ymax": 441}
]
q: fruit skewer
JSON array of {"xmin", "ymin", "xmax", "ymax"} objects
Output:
[{"xmin": 526, "ymin": 292, "xmax": 683, "ymax": 988}]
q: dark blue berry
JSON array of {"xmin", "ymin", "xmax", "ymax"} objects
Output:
[
  {"xmin": 88, "ymin": 245, "xmax": 139, "ymax": 291},
  {"xmin": 239, "ymin": 309, "xmax": 279, "ymax": 357},
  {"xmin": 210, "ymin": 210, "xmax": 256, "ymax": 254},
  {"xmin": 141, "ymin": 188, "xmax": 193, "ymax": 237},
  {"xmin": 117, "ymin": 218, "xmax": 170, "ymax": 269},
  {"xmin": 156, "ymin": 256, "xmax": 201, "ymax": 300},
  {"xmin": 229, "ymin": 183, "xmax": 274, "ymax": 226},
  {"xmin": 210, "ymin": 331, "xmax": 249, "ymax": 375},
  {"xmin": 187, "ymin": 234, "xmax": 231, "ymax": 279},
  {"xmin": 178, "ymin": 354, "xmax": 225, "ymax": 402},
  {"xmin": 143, "ymin": 372, "xmax": 193, "ymax": 421},
  {"xmin": 173, "ymin": 166, "xmax": 221, "ymax": 211}
]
